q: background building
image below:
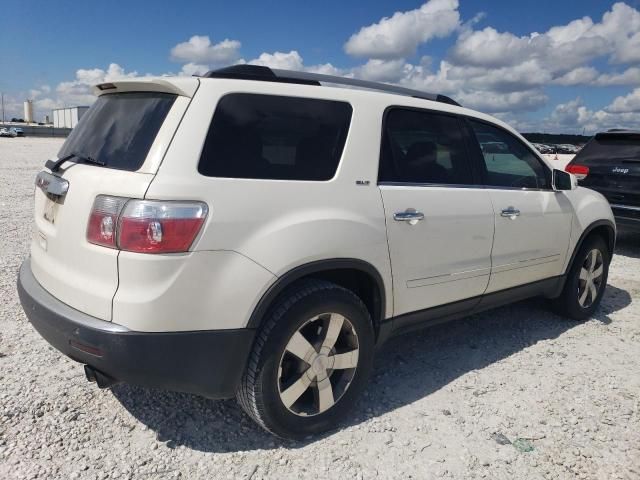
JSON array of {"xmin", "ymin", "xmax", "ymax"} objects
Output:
[
  {"xmin": 23, "ymin": 100, "xmax": 34, "ymax": 123},
  {"xmin": 52, "ymin": 106, "xmax": 89, "ymax": 128}
]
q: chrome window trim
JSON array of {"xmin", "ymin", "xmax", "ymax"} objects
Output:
[
  {"xmin": 377, "ymin": 181, "xmax": 555, "ymax": 192},
  {"xmin": 378, "ymin": 181, "xmax": 482, "ymax": 189}
]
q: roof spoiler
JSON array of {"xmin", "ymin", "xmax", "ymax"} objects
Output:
[
  {"xmin": 595, "ymin": 129, "xmax": 640, "ymax": 140},
  {"xmin": 201, "ymin": 65, "xmax": 460, "ymax": 107},
  {"xmin": 92, "ymin": 78, "xmax": 199, "ymax": 98}
]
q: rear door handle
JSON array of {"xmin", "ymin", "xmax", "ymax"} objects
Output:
[
  {"xmin": 393, "ymin": 210, "xmax": 425, "ymax": 224},
  {"xmin": 500, "ymin": 207, "xmax": 521, "ymax": 218}
]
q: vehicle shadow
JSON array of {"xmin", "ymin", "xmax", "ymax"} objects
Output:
[{"xmin": 111, "ymin": 282, "xmax": 631, "ymax": 453}]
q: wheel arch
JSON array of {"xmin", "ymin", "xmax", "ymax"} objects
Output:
[
  {"xmin": 247, "ymin": 259, "xmax": 387, "ymax": 337},
  {"xmin": 565, "ymin": 219, "xmax": 616, "ymax": 275}
]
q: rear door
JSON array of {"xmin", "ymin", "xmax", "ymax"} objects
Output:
[
  {"xmin": 465, "ymin": 119, "xmax": 573, "ymax": 293},
  {"xmin": 378, "ymin": 108, "xmax": 494, "ymax": 318},
  {"xmin": 30, "ymin": 90, "xmax": 189, "ymax": 321}
]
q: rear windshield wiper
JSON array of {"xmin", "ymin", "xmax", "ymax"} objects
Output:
[{"xmin": 45, "ymin": 152, "xmax": 106, "ymax": 172}]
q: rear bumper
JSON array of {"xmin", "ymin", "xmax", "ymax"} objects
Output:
[{"xmin": 17, "ymin": 258, "xmax": 255, "ymax": 399}]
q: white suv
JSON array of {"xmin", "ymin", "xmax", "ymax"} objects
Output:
[{"xmin": 18, "ymin": 65, "xmax": 615, "ymax": 438}]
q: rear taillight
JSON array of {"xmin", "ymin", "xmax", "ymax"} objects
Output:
[
  {"xmin": 87, "ymin": 196, "xmax": 128, "ymax": 248},
  {"xmin": 565, "ymin": 164, "xmax": 589, "ymax": 180},
  {"xmin": 118, "ymin": 200, "xmax": 208, "ymax": 253},
  {"xmin": 87, "ymin": 196, "xmax": 208, "ymax": 253}
]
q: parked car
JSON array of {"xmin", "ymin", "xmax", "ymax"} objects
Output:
[
  {"xmin": 0, "ymin": 127, "xmax": 17, "ymax": 138},
  {"xmin": 17, "ymin": 65, "xmax": 615, "ymax": 438},
  {"xmin": 11, "ymin": 127, "xmax": 24, "ymax": 137},
  {"xmin": 532, "ymin": 142, "xmax": 554, "ymax": 154},
  {"xmin": 555, "ymin": 144, "xmax": 580, "ymax": 154},
  {"xmin": 566, "ymin": 129, "xmax": 639, "ymax": 232}
]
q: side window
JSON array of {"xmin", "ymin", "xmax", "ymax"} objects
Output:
[
  {"xmin": 379, "ymin": 109, "xmax": 474, "ymax": 185},
  {"xmin": 198, "ymin": 94, "xmax": 352, "ymax": 180},
  {"xmin": 468, "ymin": 120, "xmax": 550, "ymax": 189}
]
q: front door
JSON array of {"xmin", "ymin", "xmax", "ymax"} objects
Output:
[
  {"xmin": 465, "ymin": 119, "xmax": 573, "ymax": 293},
  {"xmin": 378, "ymin": 108, "xmax": 495, "ymax": 317}
]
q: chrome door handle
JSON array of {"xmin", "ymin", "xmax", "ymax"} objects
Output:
[
  {"xmin": 500, "ymin": 207, "xmax": 521, "ymax": 218},
  {"xmin": 393, "ymin": 210, "xmax": 425, "ymax": 223}
]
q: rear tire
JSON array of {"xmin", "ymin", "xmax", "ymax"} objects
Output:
[
  {"xmin": 236, "ymin": 279, "xmax": 374, "ymax": 438},
  {"xmin": 554, "ymin": 235, "xmax": 610, "ymax": 320}
]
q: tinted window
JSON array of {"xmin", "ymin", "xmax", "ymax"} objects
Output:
[
  {"xmin": 59, "ymin": 92, "xmax": 176, "ymax": 171},
  {"xmin": 573, "ymin": 135, "xmax": 640, "ymax": 166},
  {"xmin": 379, "ymin": 109, "xmax": 474, "ymax": 185},
  {"xmin": 198, "ymin": 94, "xmax": 352, "ymax": 180},
  {"xmin": 469, "ymin": 120, "xmax": 550, "ymax": 189}
]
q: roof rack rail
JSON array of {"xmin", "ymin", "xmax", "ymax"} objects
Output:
[{"xmin": 202, "ymin": 65, "xmax": 461, "ymax": 107}]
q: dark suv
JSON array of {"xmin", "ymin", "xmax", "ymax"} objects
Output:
[{"xmin": 566, "ymin": 129, "xmax": 640, "ymax": 232}]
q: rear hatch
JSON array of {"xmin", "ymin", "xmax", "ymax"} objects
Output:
[
  {"xmin": 568, "ymin": 131, "xmax": 640, "ymax": 215},
  {"xmin": 30, "ymin": 79, "xmax": 197, "ymax": 321}
]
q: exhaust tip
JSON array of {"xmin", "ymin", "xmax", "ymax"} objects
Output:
[
  {"xmin": 84, "ymin": 365, "xmax": 120, "ymax": 389},
  {"xmin": 84, "ymin": 364, "xmax": 97, "ymax": 383}
]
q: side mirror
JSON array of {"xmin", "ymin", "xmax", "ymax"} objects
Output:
[{"xmin": 552, "ymin": 169, "xmax": 577, "ymax": 191}]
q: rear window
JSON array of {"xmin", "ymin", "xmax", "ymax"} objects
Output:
[
  {"xmin": 575, "ymin": 135, "xmax": 640, "ymax": 166},
  {"xmin": 58, "ymin": 92, "xmax": 176, "ymax": 171},
  {"xmin": 198, "ymin": 93, "xmax": 352, "ymax": 180}
]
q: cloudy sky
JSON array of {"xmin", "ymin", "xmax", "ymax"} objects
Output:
[{"xmin": 1, "ymin": 0, "xmax": 639, "ymax": 133}]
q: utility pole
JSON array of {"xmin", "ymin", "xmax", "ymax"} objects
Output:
[{"xmin": 1, "ymin": 92, "xmax": 5, "ymax": 125}]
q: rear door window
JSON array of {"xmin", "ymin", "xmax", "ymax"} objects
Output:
[
  {"xmin": 198, "ymin": 94, "xmax": 352, "ymax": 180},
  {"xmin": 58, "ymin": 92, "xmax": 176, "ymax": 171}
]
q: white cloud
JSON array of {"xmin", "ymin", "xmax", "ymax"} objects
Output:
[
  {"xmin": 170, "ymin": 36, "xmax": 241, "ymax": 64},
  {"xmin": 456, "ymin": 89, "xmax": 549, "ymax": 113},
  {"xmin": 304, "ymin": 63, "xmax": 347, "ymax": 76},
  {"xmin": 449, "ymin": 2, "xmax": 640, "ymax": 90},
  {"xmin": 8, "ymin": 63, "xmax": 143, "ymax": 121},
  {"xmin": 344, "ymin": 0, "xmax": 461, "ymax": 59},
  {"xmin": 351, "ymin": 59, "xmax": 407, "ymax": 83},
  {"xmin": 450, "ymin": 28, "xmax": 534, "ymax": 68},
  {"xmin": 7, "ymin": 2, "xmax": 640, "ymax": 130},
  {"xmin": 553, "ymin": 67, "xmax": 600, "ymax": 86},
  {"xmin": 549, "ymin": 98, "xmax": 592, "ymax": 126},
  {"xmin": 543, "ymin": 96, "xmax": 640, "ymax": 133},
  {"xmin": 590, "ymin": 2, "xmax": 640, "ymax": 64},
  {"xmin": 606, "ymin": 88, "xmax": 640, "ymax": 113},
  {"xmin": 593, "ymin": 67, "xmax": 640, "ymax": 86},
  {"xmin": 179, "ymin": 62, "xmax": 210, "ymax": 76},
  {"xmin": 247, "ymin": 50, "xmax": 304, "ymax": 70}
]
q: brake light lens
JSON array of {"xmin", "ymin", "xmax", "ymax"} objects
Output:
[
  {"xmin": 565, "ymin": 164, "xmax": 589, "ymax": 180},
  {"xmin": 118, "ymin": 200, "xmax": 208, "ymax": 253},
  {"xmin": 87, "ymin": 196, "xmax": 208, "ymax": 253},
  {"xmin": 87, "ymin": 196, "xmax": 128, "ymax": 248}
]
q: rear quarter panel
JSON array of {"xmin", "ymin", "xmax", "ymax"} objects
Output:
[{"xmin": 144, "ymin": 80, "xmax": 394, "ymax": 327}]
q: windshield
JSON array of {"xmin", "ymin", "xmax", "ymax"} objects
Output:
[{"xmin": 58, "ymin": 92, "xmax": 176, "ymax": 171}]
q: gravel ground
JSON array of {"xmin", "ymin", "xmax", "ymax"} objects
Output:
[{"xmin": 1, "ymin": 137, "xmax": 639, "ymax": 480}]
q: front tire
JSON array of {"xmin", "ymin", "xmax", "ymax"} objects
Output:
[
  {"xmin": 236, "ymin": 279, "xmax": 374, "ymax": 438},
  {"xmin": 554, "ymin": 235, "xmax": 610, "ymax": 320}
]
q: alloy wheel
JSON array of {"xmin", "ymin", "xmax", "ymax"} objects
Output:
[
  {"xmin": 278, "ymin": 313, "xmax": 359, "ymax": 416},
  {"xmin": 577, "ymin": 248, "xmax": 604, "ymax": 309}
]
